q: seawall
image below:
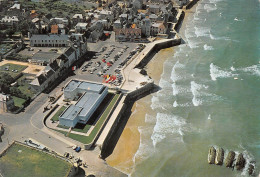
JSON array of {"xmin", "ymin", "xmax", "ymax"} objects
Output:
[
  {"xmin": 185, "ymin": 0, "xmax": 200, "ymax": 10},
  {"xmin": 100, "ymin": 83, "xmax": 156, "ymax": 159},
  {"xmin": 135, "ymin": 39, "xmax": 181, "ymax": 69}
]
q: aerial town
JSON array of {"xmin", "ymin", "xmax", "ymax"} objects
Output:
[{"xmin": 0, "ymin": 0, "xmax": 197, "ymax": 176}]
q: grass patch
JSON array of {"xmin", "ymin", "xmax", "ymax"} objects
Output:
[
  {"xmin": 16, "ymin": 75, "xmax": 37, "ymax": 98},
  {"xmin": 0, "ymin": 63, "xmax": 27, "ymax": 78},
  {"xmin": 57, "ymin": 124, "xmax": 92, "ymax": 133},
  {"xmin": 12, "ymin": 96, "xmax": 26, "ymax": 108},
  {"xmin": 56, "ymin": 94, "xmax": 120, "ymax": 144},
  {"xmin": 51, "ymin": 106, "xmax": 67, "ymax": 122},
  {"xmin": 0, "ymin": 143, "xmax": 72, "ymax": 177}
]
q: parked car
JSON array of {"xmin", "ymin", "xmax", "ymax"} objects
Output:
[{"xmin": 75, "ymin": 146, "xmax": 81, "ymax": 152}]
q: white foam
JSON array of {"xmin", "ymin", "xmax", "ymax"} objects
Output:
[
  {"xmin": 170, "ymin": 61, "xmax": 185, "ymax": 82},
  {"xmin": 210, "ymin": 63, "xmax": 236, "ymax": 80},
  {"xmin": 234, "ymin": 17, "xmax": 242, "ymax": 21},
  {"xmin": 204, "ymin": 3, "xmax": 217, "ymax": 12},
  {"xmin": 209, "ymin": 0, "xmax": 223, "ymax": 3},
  {"xmin": 173, "ymin": 101, "xmax": 178, "ymax": 107},
  {"xmin": 187, "ymin": 38, "xmax": 200, "ymax": 49},
  {"xmin": 172, "ymin": 83, "xmax": 189, "ymax": 96},
  {"xmin": 239, "ymin": 64, "xmax": 260, "ymax": 76},
  {"xmin": 203, "ymin": 44, "xmax": 214, "ymax": 50},
  {"xmin": 133, "ymin": 126, "xmax": 155, "ymax": 165},
  {"xmin": 190, "ymin": 81, "xmax": 208, "ymax": 106},
  {"xmin": 230, "ymin": 66, "xmax": 236, "ymax": 71},
  {"xmin": 151, "ymin": 113, "xmax": 186, "ymax": 147},
  {"xmin": 194, "ymin": 26, "xmax": 210, "ymax": 37},
  {"xmin": 210, "ymin": 34, "xmax": 230, "ymax": 41},
  {"xmin": 159, "ymin": 78, "xmax": 172, "ymax": 88},
  {"xmin": 241, "ymin": 150, "xmax": 255, "ymax": 176}
]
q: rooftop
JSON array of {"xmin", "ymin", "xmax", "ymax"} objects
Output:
[
  {"xmin": 64, "ymin": 80, "xmax": 105, "ymax": 93},
  {"xmin": 60, "ymin": 105, "xmax": 82, "ymax": 120}
]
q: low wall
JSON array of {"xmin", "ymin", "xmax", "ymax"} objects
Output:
[
  {"xmin": 135, "ymin": 39, "xmax": 181, "ymax": 69},
  {"xmin": 84, "ymin": 94, "xmax": 123, "ymax": 150},
  {"xmin": 100, "ymin": 83, "xmax": 156, "ymax": 158},
  {"xmin": 174, "ymin": 11, "xmax": 185, "ymax": 32},
  {"xmin": 185, "ymin": 0, "xmax": 200, "ymax": 10}
]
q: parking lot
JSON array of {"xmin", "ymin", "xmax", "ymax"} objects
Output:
[{"xmin": 78, "ymin": 42, "xmax": 145, "ymax": 86}]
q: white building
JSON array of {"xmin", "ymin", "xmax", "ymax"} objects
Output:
[
  {"xmin": 59, "ymin": 80, "xmax": 108, "ymax": 127},
  {"xmin": 0, "ymin": 93, "xmax": 14, "ymax": 112},
  {"xmin": 30, "ymin": 34, "xmax": 69, "ymax": 47},
  {"xmin": 0, "ymin": 16, "xmax": 19, "ymax": 26}
]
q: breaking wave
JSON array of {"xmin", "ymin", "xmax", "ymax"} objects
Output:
[{"xmin": 210, "ymin": 63, "xmax": 236, "ymax": 80}]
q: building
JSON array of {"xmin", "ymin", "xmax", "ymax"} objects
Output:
[
  {"xmin": 114, "ymin": 28, "xmax": 141, "ymax": 42},
  {"xmin": 59, "ymin": 80, "xmax": 108, "ymax": 127},
  {"xmin": 75, "ymin": 23, "xmax": 88, "ymax": 33},
  {"xmin": 113, "ymin": 19, "xmax": 122, "ymax": 30},
  {"xmin": 149, "ymin": 4, "xmax": 160, "ymax": 14},
  {"xmin": 0, "ymin": 16, "xmax": 19, "ymax": 26},
  {"xmin": 0, "ymin": 93, "xmax": 14, "ymax": 112},
  {"xmin": 72, "ymin": 14, "xmax": 84, "ymax": 26},
  {"xmin": 149, "ymin": 14, "xmax": 158, "ymax": 22},
  {"xmin": 151, "ymin": 22, "xmax": 167, "ymax": 36},
  {"xmin": 30, "ymin": 34, "xmax": 69, "ymax": 47},
  {"xmin": 141, "ymin": 18, "xmax": 151, "ymax": 37}
]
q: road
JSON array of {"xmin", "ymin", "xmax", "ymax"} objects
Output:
[{"xmin": 0, "ymin": 84, "xmax": 126, "ymax": 177}]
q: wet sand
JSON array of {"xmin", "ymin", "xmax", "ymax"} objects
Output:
[
  {"xmin": 106, "ymin": 48, "xmax": 175, "ymax": 174},
  {"xmin": 106, "ymin": 4, "xmax": 197, "ymax": 174}
]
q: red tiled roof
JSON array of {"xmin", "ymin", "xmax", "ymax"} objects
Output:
[{"xmin": 51, "ymin": 25, "xmax": 58, "ymax": 34}]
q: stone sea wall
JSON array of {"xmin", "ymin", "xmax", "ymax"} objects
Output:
[{"xmin": 100, "ymin": 83, "xmax": 156, "ymax": 158}]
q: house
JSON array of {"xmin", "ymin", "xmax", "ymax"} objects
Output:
[
  {"xmin": 87, "ymin": 21, "xmax": 104, "ymax": 42},
  {"xmin": 113, "ymin": 19, "xmax": 122, "ymax": 30},
  {"xmin": 7, "ymin": 3, "xmax": 21, "ymax": 16},
  {"xmin": 0, "ymin": 16, "xmax": 19, "ymax": 26},
  {"xmin": 149, "ymin": 4, "xmax": 160, "ymax": 14},
  {"xmin": 99, "ymin": 10, "xmax": 113, "ymax": 21},
  {"xmin": 140, "ymin": 18, "xmax": 151, "ymax": 37},
  {"xmin": 72, "ymin": 14, "xmax": 84, "ymax": 26},
  {"xmin": 50, "ymin": 18, "xmax": 69, "ymax": 26},
  {"xmin": 114, "ymin": 28, "xmax": 141, "ymax": 42},
  {"xmin": 151, "ymin": 22, "xmax": 167, "ymax": 36},
  {"xmin": 0, "ymin": 93, "xmax": 14, "ymax": 112},
  {"xmin": 30, "ymin": 34, "xmax": 69, "ymax": 47},
  {"xmin": 59, "ymin": 80, "xmax": 108, "ymax": 128},
  {"xmin": 51, "ymin": 25, "xmax": 59, "ymax": 34},
  {"xmin": 149, "ymin": 14, "xmax": 158, "ymax": 22},
  {"xmin": 29, "ymin": 66, "xmax": 56, "ymax": 93},
  {"xmin": 75, "ymin": 23, "xmax": 88, "ymax": 33}
]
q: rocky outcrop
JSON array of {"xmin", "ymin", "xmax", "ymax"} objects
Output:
[
  {"xmin": 224, "ymin": 151, "xmax": 235, "ymax": 168},
  {"xmin": 248, "ymin": 164, "xmax": 254, "ymax": 176},
  {"xmin": 235, "ymin": 153, "xmax": 245, "ymax": 171},
  {"xmin": 215, "ymin": 148, "xmax": 224, "ymax": 165},
  {"xmin": 208, "ymin": 146, "xmax": 216, "ymax": 164},
  {"xmin": 207, "ymin": 147, "xmax": 255, "ymax": 176}
]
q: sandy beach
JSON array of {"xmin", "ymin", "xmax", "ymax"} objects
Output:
[
  {"xmin": 106, "ymin": 3, "xmax": 198, "ymax": 174},
  {"xmin": 106, "ymin": 47, "xmax": 175, "ymax": 174}
]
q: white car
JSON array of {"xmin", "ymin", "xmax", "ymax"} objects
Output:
[{"xmin": 72, "ymin": 145, "xmax": 77, "ymax": 150}]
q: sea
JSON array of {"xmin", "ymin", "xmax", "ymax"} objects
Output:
[{"xmin": 126, "ymin": 0, "xmax": 260, "ymax": 176}]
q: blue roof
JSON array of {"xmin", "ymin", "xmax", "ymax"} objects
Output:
[
  {"xmin": 64, "ymin": 80, "xmax": 105, "ymax": 93},
  {"xmin": 60, "ymin": 105, "xmax": 82, "ymax": 120},
  {"xmin": 76, "ymin": 92, "xmax": 101, "ymax": 119}
]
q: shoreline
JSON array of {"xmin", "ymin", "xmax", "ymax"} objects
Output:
[{"xmin": 106, "ymin": 3, "xmax": 198, "ymax": 174}]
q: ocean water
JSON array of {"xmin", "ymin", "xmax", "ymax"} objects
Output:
[{"xmin": 131, "ymin": 0, "xmax": 260, "ymax": 176}]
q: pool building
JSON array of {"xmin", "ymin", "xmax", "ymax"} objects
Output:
[{"xmin": 59, "ymin": 80, "xmax": 108, "ymax": 128}]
